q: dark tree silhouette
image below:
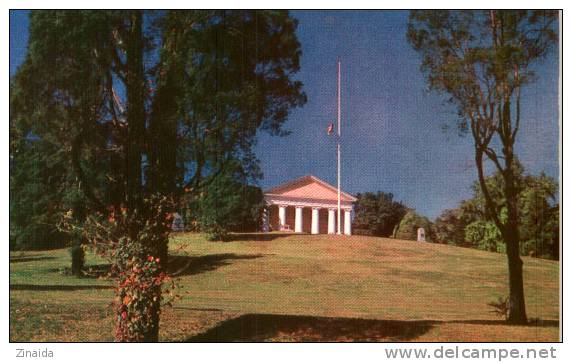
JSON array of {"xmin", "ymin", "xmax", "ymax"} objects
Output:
[{"xmin": 10, "ymin": 10, "xmax": 306, "ymax": 341}]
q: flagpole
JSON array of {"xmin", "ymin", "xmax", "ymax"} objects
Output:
[{"xmin": 337, "ymin": 59, "xmax": 341, "ymax": 235}]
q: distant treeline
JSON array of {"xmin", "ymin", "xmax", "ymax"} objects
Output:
[
  {"xmin": 352, "ymin": 165, "xmax": 559, "ymax": 260},
  {"xmin": 11, "ymin": 144, "xmax": 558, "ymax": 259}
]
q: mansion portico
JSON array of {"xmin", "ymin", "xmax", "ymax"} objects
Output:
[{"xmin": 262, "ymin": 175, "xmax": 356, "ymax": 235}]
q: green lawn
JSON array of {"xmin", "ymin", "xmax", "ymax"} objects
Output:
[{"xmin": 10, "ymin": 232, "xmax": 560, "ymax": 342}]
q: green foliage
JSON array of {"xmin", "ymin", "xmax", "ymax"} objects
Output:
[
  {"xmin": 465, "ymin": 220, "xmax": 504, "ymax": 253},
  {"xmin": 470, "ymin": 171, "xmax": 559, "ymax": 259},
  {"xmin": 468, "ymin": 161, "xmax": 527, "ymax": 215},
  {"xmin": 150, "ymin": 10, "xmax": 307, "ymax": 195},
  {"xmin": 434, "ymin": 195, "xmax": 496, "ymax": 247},
  {"xmin": 9, "ymin": 123, "xmax": 104, "ymax": 252},
  {"xmin": 393, "ymin": 210, "xmax": 434, "ymax": 242},
  {"xmin": 195, "ymin": 167, "xmax": 264, "ymax": 241},
  {"xmin": 231, "ymin": 185, "xmax": 265, "ymax": 233},
  {"xmin": 353, "ymin": 192, "xmax": 407, "ymax": 237},
  {"xmin": 436, "ymin": 169, "xmax": 559, "ymax": 259},
  {"xmin": 433, "ymin": 207, "xmax": 469, "ymax": 246},
  {"xmin": 12, "ymin": 10, "xmax": 306, "ymax": 341},
  {"xmin": 12, "ymin": 9, "xmax": 306, "ymax": 214},
  {"xmin": 10, "ymin": 140, "xmax": 68, "ymax": 250},
  {"xmin": 407, "ymin": 11, "xmax": 557, "ymax": 133},
  {"xmin": 518, "ymin": 174, "xmax": 559, "ymax": 259}
]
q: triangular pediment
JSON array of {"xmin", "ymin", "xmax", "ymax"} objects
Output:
[{"xmin": 264, "ymin": 175, "xmax": 356, "ymax": 202}]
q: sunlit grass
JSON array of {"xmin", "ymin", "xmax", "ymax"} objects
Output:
[{"xmin": 10, "ymin": 232, "xmax": 560, "ymax": 341}]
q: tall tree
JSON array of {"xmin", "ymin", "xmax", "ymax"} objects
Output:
[
  {"xmin": 352, "ymin": 192, "xmax": 407, "ymax": 237},
  {"xmin": 11, "ymin": 10, "xmax": 306, "ymax": 341},
  {"xmin": 195, "ymin": 163, "xmax": 265, "ymax": 241},
  {"xmin": 408, "ymin": 10, "xmax": 558, "ymax": 323},
  {"xmin": 433, "ymin": 207, "xmax": 474, "ymax": 246}
]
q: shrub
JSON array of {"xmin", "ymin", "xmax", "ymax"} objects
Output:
[
  {"xmin": 393, "ymin": 210, "xmax": 434, "ymax": 242},
  {"xmin": 202, "ymin": 218, "xmax": 231, "ymax": 242},
  {"xmin": 465, "ymin": 220, "xmax": 503, "ymax": 252},
  {"xmin": 61, "ymin": 195, "xmax": 178, "ymax": 342}
]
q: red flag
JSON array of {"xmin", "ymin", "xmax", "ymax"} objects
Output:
[{"xmin": 327, "ymin": 122, "xmax": 334, "ymax": 135}]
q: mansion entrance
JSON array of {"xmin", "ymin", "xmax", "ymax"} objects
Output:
[{"xmin": 263, "ymin": 175, "xmax": 356, "ymax": 235}]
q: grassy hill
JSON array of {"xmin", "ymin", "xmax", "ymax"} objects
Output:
[{"xmin": 10, "ymin": 232, "xmax": 559, "ymax": 342}]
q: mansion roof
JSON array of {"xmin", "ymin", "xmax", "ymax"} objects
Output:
[{"xmin": 264, "ymin": 175, "xmax": 357, "ymax": 203}]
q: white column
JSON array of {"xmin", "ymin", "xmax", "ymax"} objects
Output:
[
  {"xmin": 311, "ymin": 208, "xmax": 320, "ymax": 234},
  {"xmin": 278, "ymin": 205, "xmax": 287, "ymax": 230},
  {"xmin": 328, "ymin": 208, "xmax": 336, "ymax": 234},
  {"xmin": 262, "ymin": 207, "xmax": 269, "ymax": 232},
  {"xmin": 295, "ymin": 206, "xmax": 303, "ymax": 233},
  {"xmin": 344, "ymin": 209, "xmax": 352, "ymax": 235}
]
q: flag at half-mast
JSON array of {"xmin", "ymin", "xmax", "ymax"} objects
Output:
[{"xmin": 327, "ymin": 122, "xmax": 334, "ymax": 135}]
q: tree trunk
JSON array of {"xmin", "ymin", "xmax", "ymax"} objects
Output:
[
  {"xmin": 126, "ymin": 10, "xmax": 145, "ymax": 212},
  {"xmin": 504, "ymin": 226, "xmax": 527, "ymax": 324},
  {"xmin": 502, "ymin": 150, "xmax": 528, "ymax": 324},
  {"xmin": 116, "ymin": 10, "xmax": 165, "ymax": 343},
  {"xmin": 475, "ymin": 146, "xmax": 528, "ymax": 324},
  {"xmin": 142, "ymin": 285, "xmax": 161, "ymax": 342},
  {"xmin": 70, "ymin": 243, "xmax": 84, "ymax": 277}
]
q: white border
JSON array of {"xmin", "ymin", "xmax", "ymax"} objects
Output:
[{"xmin": 2, "ymin": 2, "xmax": 567, "ymax": 362}]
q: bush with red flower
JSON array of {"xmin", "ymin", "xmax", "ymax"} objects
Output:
[{"xmin": 61, "ymin": 195, "xmax": 179, "ymax": 342}]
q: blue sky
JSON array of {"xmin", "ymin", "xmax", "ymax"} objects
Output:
[{"xmin": 10, "ymin": 10, "xmax": 560, "ymax": 219}]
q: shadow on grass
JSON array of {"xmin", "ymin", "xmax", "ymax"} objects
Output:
[
  {"xmin": 447, "ymin": 319, "xmax": 559, "ymax": 327},
  {"xmin": 10, "ymin": 284, "xmax": 113, "ymax": 291},
  {"xmin": 185, "ymin": 314, "xmax": 434, "ymax": 342},
  {"xmin": 527, "ymin": 319, "xmax": 560, "ymax": 327},
  {"xmin": 40, "ymin": 253, "xmax": 263, "ymax": 279},
  {"xmin": 185, "ymin": 314, "xmax": 560, "ymax": 342},
  {"xmin": 227, "ymin": 233, "xmax": 295, "ymax": 242},
  {"xmin": 169, "ymin": 253, "xmax": 264, "ymax": 276},
  {"xmin": 10, "ymin": 255, "xmax": 56, "ymax": 263}
]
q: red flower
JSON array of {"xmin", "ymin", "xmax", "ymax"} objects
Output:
[
  {"xmin": 147, "ymin": 256, "xmax": 154, "ymax": 262},
  {"xmin": 155, "ymin": 258, "xmax": 160, "ymax": 263},
  {"xmin": 121, "ymin": 311, "xmax": 127, "ymax": 320}
]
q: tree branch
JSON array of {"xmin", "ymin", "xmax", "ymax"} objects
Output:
[{"xmin": 475, "ymin": 147, "xmax": 505, "ymax": 233}]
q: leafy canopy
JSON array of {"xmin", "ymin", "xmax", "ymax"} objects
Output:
[{"xmin": 353, "ymin": 192, "xmax": 407, "ymax": 237}]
